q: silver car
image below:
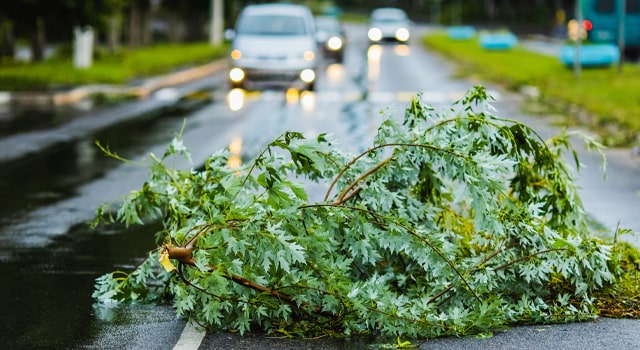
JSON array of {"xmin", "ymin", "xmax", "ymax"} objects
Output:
[
  {"xmin": 227, "ymin": 4, "xmax": 319, "ymax": 91},
  {"xmin": 367, "ymin": 7, "xmax": 412, "ymax": 44},
  {"xmin": 315, "ymin": 16, "xmax": 346, "ymax": 62}
]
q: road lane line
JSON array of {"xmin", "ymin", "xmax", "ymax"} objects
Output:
[{"xmin": 173, "ymin": 322, "xmax": 206, "ymax": 350}]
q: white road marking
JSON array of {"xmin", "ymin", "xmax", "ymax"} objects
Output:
[{"xmin": 173, "ymin": 322, "xmax": 206, "ymax": 350}]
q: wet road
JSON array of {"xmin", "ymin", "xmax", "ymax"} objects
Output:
[{"xmin": 0, "ymin": 25, "xmax": 639, "ymax": 349}]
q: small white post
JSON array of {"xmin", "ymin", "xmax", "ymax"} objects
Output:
[
  {"xmin": 210, "ymin": 0, "xmax": 223, "ymax": 45},
  {"xmin": 73, "ymin": 26, "xmax": 94, "ymax": 69},
  {"xmin": 618, "ymin": 0, "xmax": 626, "ymax": 72},
  {"xmin": 574, "ymin": 0, "xmax": 582, "ymax": 78}
]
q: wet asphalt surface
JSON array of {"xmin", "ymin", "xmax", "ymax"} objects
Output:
[{"xmin": 1, "ymin": 25, "xmax": 639, "ymax": 349}]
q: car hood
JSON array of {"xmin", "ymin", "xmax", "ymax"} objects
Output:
[
  {"xmin": 233, "ymin": 35, "xmax": 315, "ymax": 57},
  {"xmin": 371, "ymin": 21, "xmax": 409, "ymax": 30}
]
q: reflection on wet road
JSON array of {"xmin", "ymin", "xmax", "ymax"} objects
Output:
[{"xmin": 0, "ymin": 221, "xmax": 159, "ymax": 348}]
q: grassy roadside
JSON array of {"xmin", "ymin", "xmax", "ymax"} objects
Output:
[
  {"xmin": 0, "ymin": 42, "xmax": 229, "ymax": 91},
  {"xmin": 422, "ymin": 31, "xmax": 640, "ymax": 147}
]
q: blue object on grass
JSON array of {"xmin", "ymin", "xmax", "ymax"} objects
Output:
[
  {"xmin": 447, "ymin": 26, "xmax": 476, "ymax": 40},
  {"xmin": 559, "ymin": 43, "xmax": 620, "ymax": 67},
  {"xmin": 479, "ymin": 32, "xmax": 517, "ymax": 50}
]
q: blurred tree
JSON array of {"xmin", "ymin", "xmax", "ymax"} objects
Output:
[
  {"xmin": 161, "ymin": 0, "xmax": 210, "ymax": 42},
  {"xmin": 332, "ymin": 0, "xmax": 567, "ymax": 31},
  {"xmin": 127, "ymin": 0, "xmax": 150, "ymax": 48},
  {"xmin": 0, "ymin": 0, "xmax": 573, "ymax": 62},
  {"xmin": 62, "ymin": 0, "xmax": 128, "ymax": 53},
  {"xmin": 428, "ymin": 0, "xmax": 564, "ymax": 33},
  {"xmin": 0, "ymin": 0, "xmax": 64, "ymax": 62},
  {"xmin": 102, "ymin": 0, "xmax": 129, "ymax": 54},
  {"xmin": 0, "ymin": 0, "xmax": 130, "ymax": 61},
  {"xmin": 0, "ymin": 14, "xmax": 15, "ymax": 59}
]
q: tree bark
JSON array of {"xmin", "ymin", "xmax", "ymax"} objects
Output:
[
  {"xmin": 141, "ymin": 9, "xmax": 152, "ymax": 46},
  {"xmin": 128, "ymin": 4, "xmax": 141, "ymax": 48},
  {"xmin": 486, "ymin": 0, "xmax": 496, "ymax": 20},
  {"xmin": 107, "ymin": 14, "xmax": 122, "ymax": 54},
  {"xmin": 30, "ymin": 16, "xmax": 46, "ymax": 62},
  {"xmin": 0, "ymin": 20, "xmax": 15, "ymax": 59},
  {"xmin": 168, "ymin": 14, "xmax": 182, "ymax": 43}
]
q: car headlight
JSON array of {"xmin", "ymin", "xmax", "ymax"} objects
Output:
[
  {"xmin": 395, "ymin": 28, "xmax": 410, "ymax": 42},
  {"xmin": 230, "ymin": 49, "xmax": 242, "ymax": 60},
  {"xmin": 229, "ymin": 68, "xmax": 245, "ymax": 82},
  {"xmin": 368, "ymin": 27, "xmax": 382, "ymax": 42},
  {"xmin": 327, "ymin": 37, "xmax": 343, "ymax": 51},
  {"xmin": 303, "ymin": 50, "xmax": 315, "ymax": 61},
  {"xmin": 300, "ymin": 69, "xmax": 315, "ymax": 83}
]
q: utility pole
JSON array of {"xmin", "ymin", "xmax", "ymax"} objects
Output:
[
  {"xmin": 451, "ymin": 0, "xmax": 462, "ymax": 25},
  {"xmin": 430, "ymin": 0, "xmax": 441, "ymax": 26},
  {"xmin": 574, "ymin": 0, "xmax": 582, "ymax": 78},
  {"xmin": 210, "ymin": 0, "xmax": 223, "ymax": 46},
  {"xmin": 618, "ymin": 0, "xmax": 626, "ymax": 73}
]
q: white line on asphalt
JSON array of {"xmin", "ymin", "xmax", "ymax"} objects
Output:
[{"xmin": 173, "ymin": 322, "xmax": 206, "ymax": 350}]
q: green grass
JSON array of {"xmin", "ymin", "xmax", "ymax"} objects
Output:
[
  {"xmin": 422, "ymin": 31, "xmax": 640, "ymax": 147},
  {"xmin": 0, "ymin": 42, "xmax": 229, "ymax": 91}
]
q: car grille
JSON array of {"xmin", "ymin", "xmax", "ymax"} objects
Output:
[
  {"xmin": 256, "ymin": 55, "xmax": 287, "ymax": 60},
  {"xmin": 245, "ymin": 70, "xmax": 299, "ymax": 82}
]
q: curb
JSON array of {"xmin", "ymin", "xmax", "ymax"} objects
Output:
[{"xmin": 1, "ymin": 60, "xmax": 227, "ymax": 107}]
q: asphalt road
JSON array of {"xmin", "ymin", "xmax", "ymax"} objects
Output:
[{"xmin": 1, "ymin": 24, "xmax": 639, "ymax": 349}]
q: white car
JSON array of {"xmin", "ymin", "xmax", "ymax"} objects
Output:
[
  {"xmin": 227, "ymin": 3, "xmax": 319, "ymax": 91},
  {"xmin": 367, "ymin": 7, "xmax": 412, "ymax": 44}
]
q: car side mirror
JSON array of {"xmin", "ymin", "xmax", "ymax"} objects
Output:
[{"xmin": 224, "ymin": 29, "xmax": 235, "ymax": 41}]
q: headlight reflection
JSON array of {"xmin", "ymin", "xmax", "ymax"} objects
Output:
[
  {"xmin": 326, "ymin": 63, "xmax": 344, "ymax": 82},
  {"xmin": 394, "ymin": 44, "xmax": 410, "ymax": 56},
  {"xmin": 227, "ymin": 88, "xmax": 245, "ymax": 111},
  {"xmin": 286, "ymin": 88, "xmax": 299, "ymax": 104},
  {"xmin": 367, "ymin": 44, "xmax": 382, "ymax": 82},
  {"xmin": 227, "ymin": 137, "xmax": 243, "ymax": 169},
  {"xmin": 300, "ymin": 90, "xmax": 315, "ymax": 111}
]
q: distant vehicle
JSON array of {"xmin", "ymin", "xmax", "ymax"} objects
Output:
[
  {"xmin": 367, "ymin": 7, "xmax": 412, "ymax": 44},
  {"xmin": 226, "ymin": 3, "xmax": 318, "ymax": 91},
  {"xmin": 315, "ymin": 16, "xmax": 346, "ymax": 62},
  {"xmin": 578, "ymin": 0, "xmax": 640, "ymax": 58}
]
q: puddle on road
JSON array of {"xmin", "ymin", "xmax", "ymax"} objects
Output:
[
  {"xmin": 0, "ymin": 87, "xmax": 220, "ymax": 348},
  {"xmin": 0, "ymin": 87, "xmax": 215, "ymax": 137},
  {"xmin": 0, "ymin": 105, "xmax": 85, "ymax": 137},
  {"xmin": 0, "ymin": 221, "xmax": 160, "ymax": 348},
  {"xmin": 0, "ymin": 92, "xmax": 213, "ymax": 346},
  {"xmin": 0, "ymin": 91, "xmax": 214, "ymax": 227}
]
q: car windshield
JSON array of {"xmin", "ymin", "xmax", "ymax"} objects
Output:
[
  {"xmin": 237, "ymin": 14, "xmax": 307, "ymax": 35},
  {"xmin": 372, "ymin": 9, "xmax": 408, "ymax": 22},
  {"xmin": 316, "ymin": 18, "xmax": 340, "ymax": 33}
]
